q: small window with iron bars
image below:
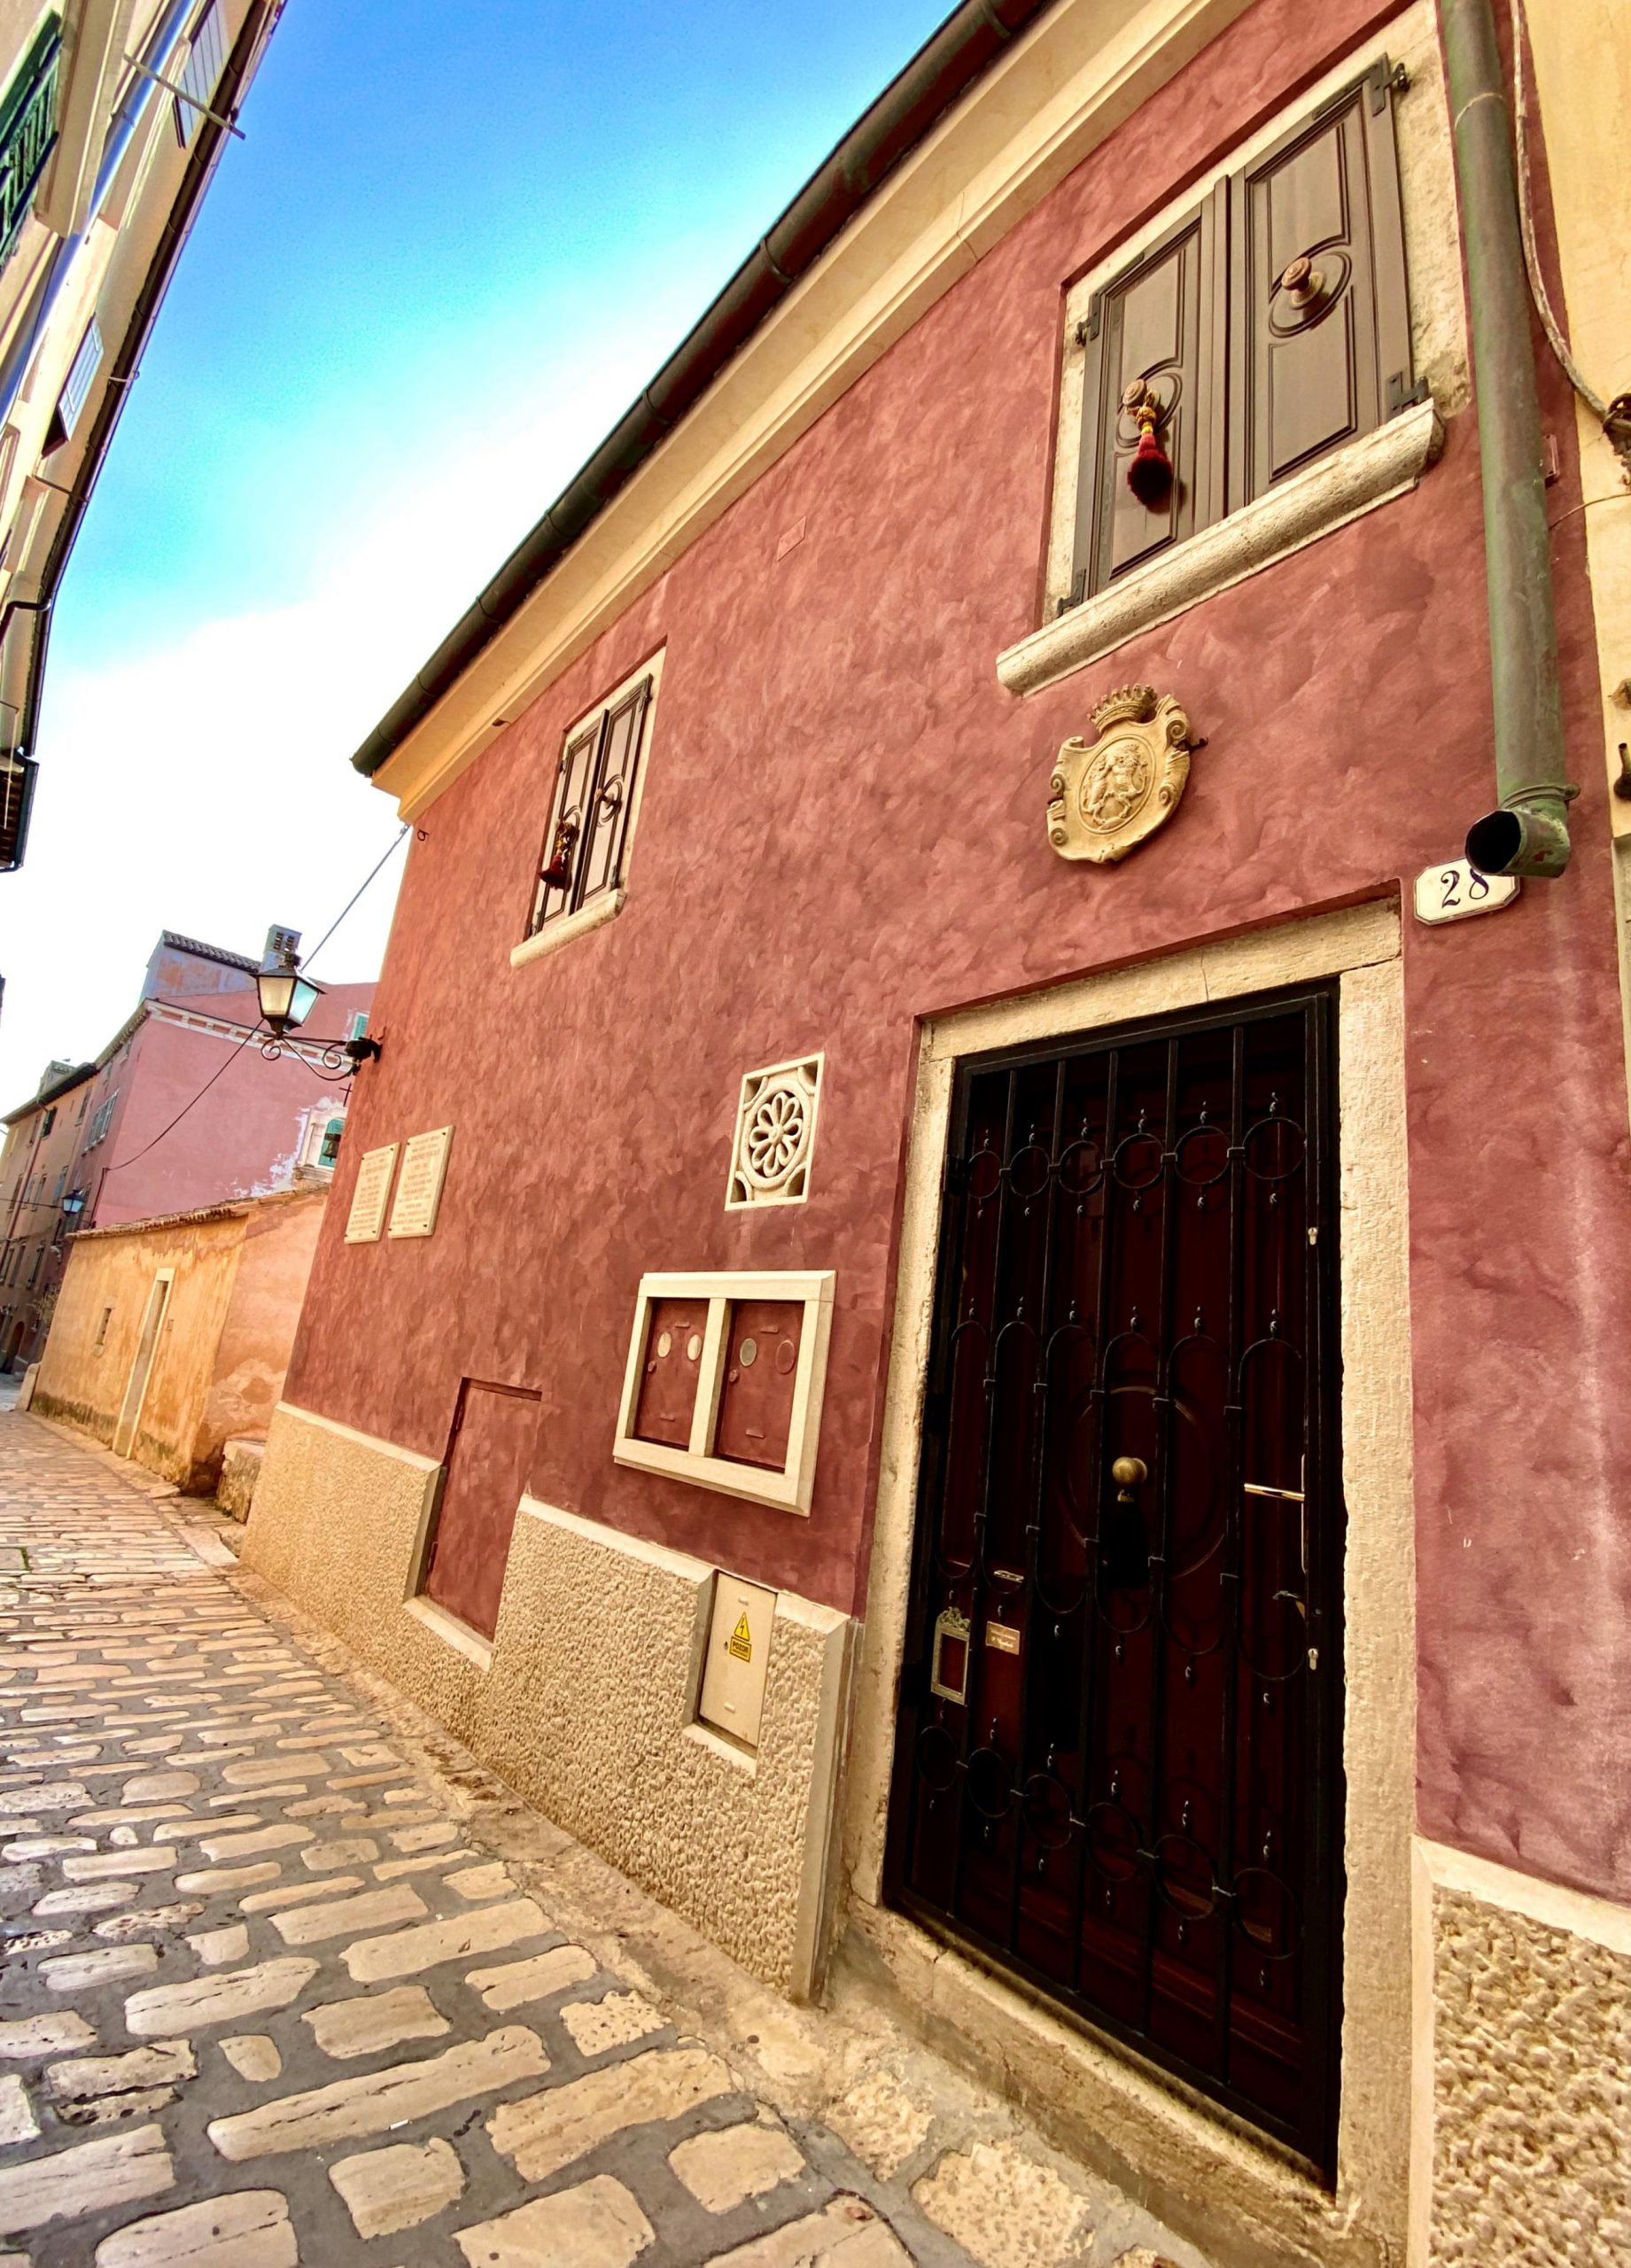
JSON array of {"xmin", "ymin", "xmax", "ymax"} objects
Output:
[{"xmin": 526, "ymin": 674, "xmax": 654, "ymax": 940}]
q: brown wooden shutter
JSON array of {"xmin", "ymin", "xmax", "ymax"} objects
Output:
[
  {"xmin": 575, "ymin": 675, "xmax": 652, "ymax": 908},
  {"xmin": 1071, "ymin": 188, "xmax": 1226, "ymax": 601},
  {"xmin": 1227, "ymin": 61, "xmax": 1413, "ymax": 509},
  {"xmin": 529, "ymin": 718, "xmax": 601, "ymax": 934}
]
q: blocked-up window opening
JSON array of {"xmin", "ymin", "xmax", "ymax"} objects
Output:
[{"xmin": 422, "ymin": 1378, "xmax": 541, "ymax": 1641}]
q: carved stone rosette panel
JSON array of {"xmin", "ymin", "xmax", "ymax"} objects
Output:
[
  {"xmin": 726, "ymin": 1054, "xmax": 825, "ymax": 1208},
  {"xmin": 1046, "ymin": 685, "xmax": 1197, "ymax": 865}
]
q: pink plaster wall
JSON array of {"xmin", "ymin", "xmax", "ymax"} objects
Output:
[
  {"xmin": 82, "ymin": 983, "xmax": 374, "ymax": 1229},
  {"xmin": 286, "ymin": 0, "xmax": 1631, "ymax": 1903}
]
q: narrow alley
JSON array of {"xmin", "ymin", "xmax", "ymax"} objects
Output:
[{"xmin": 0, "ymin": 1406, "xmax": 1199, "ymax": 2268}]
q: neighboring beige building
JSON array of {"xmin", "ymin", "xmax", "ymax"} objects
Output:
[
  {"xmin": 33, "ymin": 1182, "xmax": 324, "ymax": 1495},
  {"xmin": 1522, "ymin": 1, "xmax": 1631, "ymax": 1094},
  {"xmin": 0, "ymin": 0, "xmax": 282, "ymax": 869}
]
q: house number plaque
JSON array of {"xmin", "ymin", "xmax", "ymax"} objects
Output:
[{"xmin": 1412, "ymin": 857, "xmax": 1520, "ymax": 926}]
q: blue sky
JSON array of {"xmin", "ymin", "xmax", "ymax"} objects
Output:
[{"xmin": 0, "ymin": 0, "xmax": 948, "ymax": 1099}]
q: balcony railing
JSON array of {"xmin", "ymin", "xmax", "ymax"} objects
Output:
[{"xmin": 0, "ymin": 16, "xmax": 60, "ymax": 268}]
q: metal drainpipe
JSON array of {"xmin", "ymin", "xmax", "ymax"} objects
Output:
[{"xmin": 1441, "ymin": 0, "xmax": 1577, "ymax": 878}]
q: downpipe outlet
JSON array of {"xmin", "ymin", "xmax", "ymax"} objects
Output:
[{"xmin": 1466, "ymin": 781, "xmax": 1580, "ymax": 879}]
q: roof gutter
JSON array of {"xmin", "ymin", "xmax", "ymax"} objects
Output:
[{"xmin": 352, "ymin": 0, "xmax": 1056, "ymax": 781}]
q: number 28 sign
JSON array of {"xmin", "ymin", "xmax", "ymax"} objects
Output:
[{"xmin": 1412, "ymin": 857, "xmax": 1521, "ymax": 927}]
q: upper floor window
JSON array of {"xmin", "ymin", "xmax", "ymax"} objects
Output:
[
  {"xmin": 84, "ymin": 1091, "xmax": 116, "ymax": 1148},
  {"xmin": 524, "ymin": 670, "xmax": 656, "ymax": 944},
  {"xmin": 175, "ymin": 4, "xmax": 226, "ymax": 145},
  {"xmin": 46, "ymin": 317, "xmax": 101, "ymax": 452},
  {"xmin": 1064, "ymin": 61, "xmax": 1412, "ymax": 610},
  {"xmin": 348, "ymin": 1011, "xmax": 369, "ymax": 1042},
  {"xmin": 39, "ymin": 1107, "xmax": 54, "ymax": 1136}
]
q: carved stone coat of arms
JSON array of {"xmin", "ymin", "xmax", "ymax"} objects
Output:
[{"xmin": 1046, "ymin": 685, "xmax": 1197, "ymax": 865}]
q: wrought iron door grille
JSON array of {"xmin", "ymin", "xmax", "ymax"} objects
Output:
[{"xmin": 884, "ymin": 990, "xmax": 1342, "ymax": 2176}]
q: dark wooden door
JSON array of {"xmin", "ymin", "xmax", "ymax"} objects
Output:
[{"xmin": 885, "ymin": 990, "xmax": 1342, "ymax": 2175}]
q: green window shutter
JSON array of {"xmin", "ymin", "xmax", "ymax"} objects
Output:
[
  {"xmin": 1226, "ymin": 61, "xmax": 1414, "ymax": 509},
  {"xmin": 1070, "ymin": 186, "xmax": 1227, "ymax": 602}
]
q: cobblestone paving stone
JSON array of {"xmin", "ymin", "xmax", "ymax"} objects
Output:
[{"xmin": 0, "ymin": 1410, "xmax": 1206, "ymax": 2268}]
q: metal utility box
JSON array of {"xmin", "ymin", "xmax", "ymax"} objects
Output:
[
  {"xmin": 632, "ymin": 1296, "xmax": 707, "ymax": 1449},
  {"xmin": 713, "ymin": 1300, "xmax": 804, "ymax": 1470},
  {"xmin": 697, "ymin": 1572, "xmax": 777, "ymax": 1748}
]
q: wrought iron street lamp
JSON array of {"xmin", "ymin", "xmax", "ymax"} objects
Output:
[
  {"xmin": 254, "ymin": 925, "xmax": 381, "ymax": 1073},
  {"xmin": 256, "ymin": 926, "xmax": 322, "ymax": 1042}
]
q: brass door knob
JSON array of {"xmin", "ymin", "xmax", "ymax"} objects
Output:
[
  {"xmin": 1111, "ymin": 1456, "xmax": 1148, "ymax": 1490},
  {"xmin": 1277, "ymin": 254, "xmax": 1327, "ymax": 310}
]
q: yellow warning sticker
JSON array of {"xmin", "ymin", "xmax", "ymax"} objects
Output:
[{"xmin": 727, "ymin": 1610, "xmax": 753, "ymax": 1663}]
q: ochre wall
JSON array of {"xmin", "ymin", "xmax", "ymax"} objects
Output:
[
  {"xmin": 283, "ymin": 0, "xmax": 1628, "ymax": 1909},
  {"xmin": 200, "ymin": 1191, "xmax": 327, "ymax": 1458},
  {"xmin": 35, "ymin": 1190, "xmax": 326, "ymax": 1487},
  {"xmin": 36, "ymin": 1213, "xmax": 245, "ymax": 1480}
]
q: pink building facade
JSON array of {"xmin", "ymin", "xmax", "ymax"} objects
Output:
[
  {"xmin": 244, "ymin": 5, "xmax": 1629, "ymax": 2262},
  {"xmin": 0, "ymin": 932, "xmax": 372, "ymax": 1366}
]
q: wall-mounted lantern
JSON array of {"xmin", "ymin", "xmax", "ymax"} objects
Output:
[{"xmin": 255, "ymin": 926, "xmax": 321, "ymax": 1042}]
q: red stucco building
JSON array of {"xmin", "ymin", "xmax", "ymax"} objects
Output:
[{"xmin": 245, "ymin": 4, "xmax": 1629, "ymax": 2260}]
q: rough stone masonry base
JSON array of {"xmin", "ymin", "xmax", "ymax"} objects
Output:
[{"xmin": 243, "ymin": 1401, "xmax": 850, "ymax": 1998}]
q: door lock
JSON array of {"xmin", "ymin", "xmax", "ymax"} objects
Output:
[{"xmin": 1110, "ymin": 1456, "xmax": 1148, "ymax": 1497}]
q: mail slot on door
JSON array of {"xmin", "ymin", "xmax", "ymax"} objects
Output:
[
  {"xmin": 714, "ymin": 1300, "xmax": 804, "ymax": 1470},
  {"xmin": 631, "ymin": 1298, "xmax": 707, "ymax": 1449}
]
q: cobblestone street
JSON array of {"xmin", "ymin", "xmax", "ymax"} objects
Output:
[{"xmin": 0, "ymin": 1406, "xmax": 1204, "ymax": 2268}]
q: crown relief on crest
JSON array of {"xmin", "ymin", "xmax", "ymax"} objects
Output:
[{"xmin": 1046, "ymin": 684, "xmax": 1200, "ymax": 866}]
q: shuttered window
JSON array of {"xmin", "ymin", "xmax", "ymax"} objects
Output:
[
  {"xmin": 526, "ymin": 674, "xmax": 654, "ymax": 939},
  {"xmin": 1073, "ymin": 191, "xmax": 1226, "ymax": 602},
  {"xmin": 175, "ymin": 4, "xmax": 226, "ymax": 145},
  {"xmin": 1069, "ymin": 60, "xmax": 1412, "ymax": 606}
]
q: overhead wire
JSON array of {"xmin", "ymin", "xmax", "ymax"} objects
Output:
[{"xmin": 301, "ymin": 825, "xmax": 409, "ymax": 975}]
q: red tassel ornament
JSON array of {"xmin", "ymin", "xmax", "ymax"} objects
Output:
[{"xmin": 1127, "ymin": 399, "xmax": 1174, "ymax": 508}]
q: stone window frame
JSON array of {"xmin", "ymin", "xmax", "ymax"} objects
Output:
[
  {"xmin": 509, "ymin": 648, "xmax": 666, "ymax": 971},
  {"xmin": 839, "ymin": 901, "xmax": 1417, "ymax": 2268},
  {"xmin": 998, "ymin": 0, "xmax": 1465, "ymax": 702},
  {"xmin": 613, "ymin": 1268, "xmax": 835, "ymax": 1516}
]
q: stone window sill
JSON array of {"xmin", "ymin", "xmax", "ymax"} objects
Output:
[
  {"xmin": 998, "ymin": 397, "xmax": 1444, "ymax": 700},
  {"xmin": 509, "ymin": 888, "xmax": 625, "ymax": 970},
  {"xmin": 404, "ymin": 1593, "xmax": 493, "ymax": 1674}
]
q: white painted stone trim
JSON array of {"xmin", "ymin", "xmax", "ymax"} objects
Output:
[
  {"xmin": 842, "ymin": 900, "xmax": 1417, "ymax": 2268},
  {"xmin": 998, "ymin": 398, "xmax": 1445, "ymax": 698},
  {"xmin": 403, "ymin": 1595, "xmax": 493, "ymax": 1675},
  {"xmin": 612, "ymin": 1269, "xmax": 835, "ymax": 1516},
  {"xmin": 1417, "ymin": 1837, "xmax": 1631, "ymax": 1957},
  {"xmin": 275, "ymin": 1401, "xmax": 441, "ymax": 1473},
  {"xmin": 509, "ymin": 888, "xmax": 625, "ymax": 969}
]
